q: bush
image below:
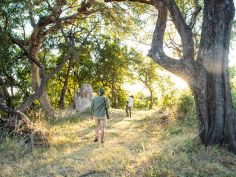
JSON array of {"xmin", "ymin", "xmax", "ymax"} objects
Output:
[
  {"xmin": 134, "ymin": 98, "xmax": 148, "ymax": 110},
  {"xmin": 231, "ymin": 92, "xmax": 236, "ymax": 111},
  {"xmin": 158, "ymin": 90, "xmax": 179, "ymax": 109},
  {"xmin": 178, "ymin": 93, "xmax": 195, "ymax": 115}
]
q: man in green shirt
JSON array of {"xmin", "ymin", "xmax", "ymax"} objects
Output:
[{"xmin": 91, "ymin": 88, "xmax": 110, "ymax": 143}]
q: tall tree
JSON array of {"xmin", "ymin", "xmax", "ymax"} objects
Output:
[
  {"xmin": 0, "ymin": 0, "xmax": 96, "ymax": 112},
  {"xmin": 129, "ymin": 50, "xmax": 159, "ymax": 109},
  {"xmin": 0, "ymin": 0, "xmax": 147, "ymax": 112},
  {"xmin": 93, "ymin": 37, "xmax": 130, "ymax": 108},
  {"xmin": 106, "ymin": 0, "xmax": 236, "ymax": 153}
]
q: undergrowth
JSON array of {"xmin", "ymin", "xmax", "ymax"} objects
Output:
[{"xmin": 0, "ymin": 105, "xmax": 235, "ymax": 177}]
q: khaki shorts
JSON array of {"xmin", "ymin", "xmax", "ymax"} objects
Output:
[{"xmin": 94, "ymin": 116, "xmax": 107, "ymax": 128}]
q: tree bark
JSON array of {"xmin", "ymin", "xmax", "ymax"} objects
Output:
[
  {"xmin": 89, "ymin": 0, "xmax": 236, "ymax": 153},
  {"xmin": 59, "ymin": 57, "xmax": 73, "ymax": 109},
  {"xmin": 29, "ymin": 29, "xmax": 53, "ymax": 112},
  {"xmin": 146, "ymin": 0, "xmax": 236, "ymax": 153},
  {"xmin": 0, "ymin": 77, "xmax": 13, "ymax": 108},
  {"xmin": 0, "ymin": 103, "xmax": 29, "ymax": 121},
  {"xmin": 149, "ymin": 89, "xmax": 154, "ymax": 110},
  {"xmin": 145, "ymin": 83, "xmax": 154, "ymax": 110},
  {"xmin": 111, "ymin": 77, "xmax": 117, "ymax": 108},
  {"xmin": 192, "ymin": 0, "xmax": 236, "ymax": 153}
]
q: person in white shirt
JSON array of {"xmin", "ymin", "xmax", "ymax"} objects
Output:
[{"xmin": 125, "ymin": 95, "xmax": 134, "ymax": 118}]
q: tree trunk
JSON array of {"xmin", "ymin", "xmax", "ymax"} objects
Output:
[
  {"xmin": 59, "ymin": 58, "xmax": 73, "ymax": 109},
  {"xmin": 29, "ymin": 37, "xmax": 53, "ymax": 112},
  {"xmin": 149, "ymin": 90, "xmax": 153, "ymax": 110},
  {"xmin": 111, "ymin": 77, "xmax": 117, "ymax": 108},
  {"xmin": 147, "ymin": 85, "xmax": 154, "ymax": 110},
  {"xmin": 193, "ymin": 0, "xmax": 236, "ymax": 153}
]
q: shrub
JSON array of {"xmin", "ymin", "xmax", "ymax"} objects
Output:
[
  {"xmin": 231, "ymin": 91, "xmax": 236, "ymax": 111},
  {"xmin": 178, "ymin": 93, "xmax": 195, "ymax": 114}
]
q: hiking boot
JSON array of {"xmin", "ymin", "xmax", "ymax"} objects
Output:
[
  {"xmin": 101, "ymin": 140, "xmax": 104, "ymax": 143},
  {"xmin": 93, "ymin": 137, "xmax": 98, "ymax": 142}
]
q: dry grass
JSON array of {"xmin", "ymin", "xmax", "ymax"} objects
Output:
[{"xmin": 0, "ymin": 109, "xmax": 236, "ymax": 177}]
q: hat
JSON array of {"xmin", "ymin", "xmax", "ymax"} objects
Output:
[{"xmin": 98, "ymin": 88, "xmax": 104, "ymax": 96}]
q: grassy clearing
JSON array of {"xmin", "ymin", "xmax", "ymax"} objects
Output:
[{"xmin": 0, "ymin": 109, "xmax": 236, "ymax": 177}]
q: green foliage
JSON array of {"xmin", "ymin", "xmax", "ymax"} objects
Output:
[
  {"xmin": 178, "ymin": 93, "xmax": 195, "ymax": 115},
  {"xmin": 92, "ymin": 36, "xmax": 130, "ymax": 108},
  {"xmin": 95, "ymin": 2, "xmax": 149, "ymax": 38},
  {"xmin": 133, "ymin": 92, "xmax": 149, "ymax": 110},
  {"xmin": 128, "ymin": 50, "xmax": 160, "ymax": 109},
  {"xmin": 0, "ymin": 31, "xmax": 32, "ymax": 107},
  {"xmin": 0, "ymin": 0, "xmax": 151, "ymax": 111},
  {"xmin": 157, "ymin": 75, "xmax": 179, "ymax": 109},
  {"xmin": 168, "ymin": 126, "xmax": 183, "ymax": 135},
  {"xmin": 229, "ymin": 66, "xmax": 236, "ymax": 111},
  {"xmin": 46, "ymin": 35, "xmax": 132, "ymax": 108},
  {"xmin": 230, "ymin": 20, "xmax": 236, "ymax": 41}
]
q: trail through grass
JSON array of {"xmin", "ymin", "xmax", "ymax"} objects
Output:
[{"xmin": 0, "ymin": 109, "xmax": 236, "ymax": 177}]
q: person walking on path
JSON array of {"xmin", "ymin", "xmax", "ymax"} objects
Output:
[
  {"xmin": 126, "ymin": 95, "xmax": 134, "ymax": 118},
  {"xmin": 91, "ymin": 88, "xmax": 110, "ymax": 143}
]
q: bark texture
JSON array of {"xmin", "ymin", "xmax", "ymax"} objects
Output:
[
  {"xmin": 58, "ymin": 58, "xmax": 73, "ymax": 109},
  {"xmin": 193, "ymin": 0, "xmax": 236, "ymax": 152},
  {"xmin": 29, "ymin": 30, "xmax": 53, "ymax": 112},
  {"xmin": 147, "ymin": 0, "xmax": 236, "ymax": 153}
]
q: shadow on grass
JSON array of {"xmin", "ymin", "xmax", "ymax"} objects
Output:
[{"xmin": 77, "ymin": 125, "xmax": 94, "ymax": 138}]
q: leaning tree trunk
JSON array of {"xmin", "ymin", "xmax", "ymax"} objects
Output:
[
  {"xmin": 193, "ymin": 0, "xmax": 236, "ymax": 153},
  {"xmin": 59, "ymin": 57, "xmax": 73, "ymax": 109},
  {"xmin": 29, "ymin": 35, "xmax": 53, "ymax": 112}
]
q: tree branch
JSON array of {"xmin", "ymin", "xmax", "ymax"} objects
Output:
[
  {"xmin": 10, "ymin": 36, "xmax": 44, "ymax": 69},
  {"xmin": 164, "ymin": 33, "xmax": 183, "ymax": 57},
  {"xmin": 42, "ymin": 0, "xmax": 96, "ymax": 37},
  {"xmin": 9, "ymin": 36, "xmax": 29, "ymax": 46},
  {"xmin": 189, "ymin": 0, "xmax": 202, "ymax": 29},
  {"xmin": 26, "ymin": 0, "xmax": 36, "ymax": 27},
  {"xmin": 161, "ymin": 0, "xmax": 194, "ymax": 60},
  {"xmin": 104, "ymin": 0, "xmax": 151, "ymax": 5},
  {"xmin": 31, "ymin": 0, "xmax": 46, "ymax": 6},
  {"xmin": 18, "ymin": 23, "xmax": 96, "ymax": 112},
  {"xmin": 148, "ymin": 1, "xmax": 193, "ymax": 82},
  {"xmin": 0, "ymin": 103, "xmax": 29, "ymax": 121},
  {"xmin": 45, "ymin": 0, "xmax": 70, "ymax": 45}
]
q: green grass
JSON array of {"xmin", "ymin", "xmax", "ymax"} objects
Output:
[{"xmin": 0, "ymin": 109, "xmax": 235, "ymax": 177}]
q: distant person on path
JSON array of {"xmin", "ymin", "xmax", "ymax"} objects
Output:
[
  {"xmin": 91, "ymin": 88, "xmax": 110, "ymax": 143},
  {"xmin": 126, "ymin": 95, "xmax": 134, "ymax": 118}
]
